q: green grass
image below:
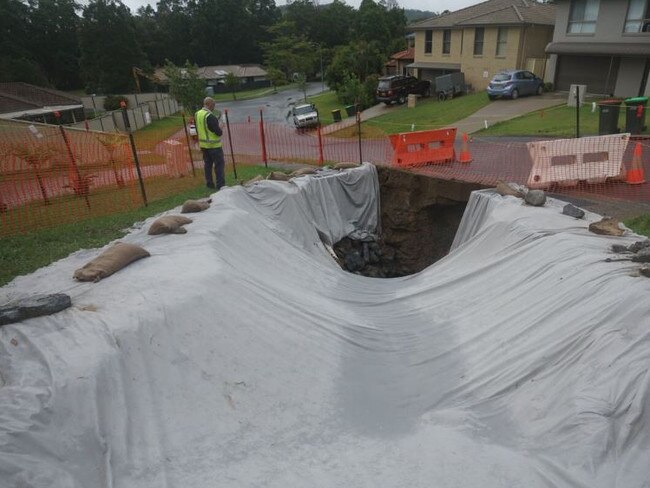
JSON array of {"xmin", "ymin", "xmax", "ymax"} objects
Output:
[
  {"xmin": 0, "ymin": 165, "xmax": 275, "ymax": 286},
  {"xmin": 307, "ymin": 91, "xmax": 347, "ymax": 125},
  {"xmin": 625, "ymin": 215, "xmax": 650, "ymax": 237},
  {"xmin": 479, "ymin": 100, "xmax": 648, "ymax": 137},
  {"xmin": 366, "ymin": 91, "xmax": 491, "ymax": 135}
]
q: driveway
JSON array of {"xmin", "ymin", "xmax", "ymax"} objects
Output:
[
  {"xmin": 455, "ymin": 93, "xmax": 566, "ymax": 135},
  {"xmin": 214, "ymin": 82, "xmax": 325, "ymax": 125}
]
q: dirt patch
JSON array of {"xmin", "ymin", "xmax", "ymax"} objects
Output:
[{"xmin": 333, "ymin": 166, "xmax": 486, "ymax": 277}]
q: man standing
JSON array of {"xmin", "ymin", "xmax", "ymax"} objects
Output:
[{"xmin": 195, "ymin": 97, "xmax": 225, "ymax": 190}]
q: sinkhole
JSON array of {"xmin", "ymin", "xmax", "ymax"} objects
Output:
[{"xmin": 333, "ymin": 166, "xmax": 486, "ymax": 277}]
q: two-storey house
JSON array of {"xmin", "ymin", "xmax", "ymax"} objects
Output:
[
  {"xmin": 545, "ymin": 0, "xmax": 650, "ymax": 96},
  {"xmin": 408, "ymin": 0, "xmax": 555, "ymax": 91}
]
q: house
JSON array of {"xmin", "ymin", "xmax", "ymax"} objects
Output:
[
  {"xmin": 545, "ymin": 0, "xmax": 650, "ymax": 96},
  {"xmin": 0, "ymin": 82, "xmax": 84, "ymax": 124},
  {"xmin": 154, "ymin": 64, "xmax": 270, "ymax": 93},
  {"xmin": 384, "ymin": 47, "xmax": 415, "ymax": 76},
  {"xmin": 197, "ymin": 65, "xmax": 269, "ymax": 93},
  {"xmin": 408, "ymin": 0, "xmax": 556, "ymax": 91}
]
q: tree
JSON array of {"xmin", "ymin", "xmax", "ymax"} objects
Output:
[
  {"xmin": 262, "ymin": 20, "xmax": 318, "ymax": 79},
  {"xmin": 326, "ymin": 40, "xmax": 384, "ymax": 91},
  {"xmin": 224, "ymin": 72, "xmax": 239, "ymax": 100},
  {"xmin": 266, "ymin": 67, "xmax": 286, "ymax": 93},
  {"xmin": 295, "ymin": 73, "xmax": 307, "ymax": 102},
  {"xmin": 78, "ymin": 0, "xmax": 146, "ymax": 93},
  {"xmin": 28, "ymin": 0, "xmax": 81, "ymax": 89},
  {"xmin": 164, "ymin": 60, "xmax": 206, "ymax": 113},
  {"xmin": 0, "ymin": 0, "xmax": 48, "ymax": 85}
]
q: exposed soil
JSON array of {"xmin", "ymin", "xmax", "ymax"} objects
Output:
[{"xmin": 333, "ymin": 166, "xmax": 486, "ymax": 277}]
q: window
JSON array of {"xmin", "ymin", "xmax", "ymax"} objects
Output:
[
  {"xmin": 425, "ymin": 30, "xmax": 432, "ymax": 54},
  {"xmin": 474, "ymin": 27, "xmax": 484, "ymax": 55},
  {"xmin": 496, "ymin": 27, "xmax": 508, "ymax": 56},
  {"xmin": 625, "ymin": 0, "xmax": 650, "ymax": 33},
  {"xmin": 568, "ymin": 0, "xmax": 600, "ymax": 34},
  {"xmin": 442, "ymin": 29, "xmax": 451, "ymax": 54}
]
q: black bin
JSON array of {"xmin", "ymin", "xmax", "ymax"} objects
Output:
[
  {"xmin": 598, "ymin": 99, "xmax": 623, "ymax": 135},
  {"xmin": 624, "ymin": 96, "xmax": 648, "ymax": 135},
  {"xmin": 331, "ymin": 109, "xmax": 342, "ymax": 123},
  {"xmin": 345, "ymin": 104, "xmax": 357, "ymax": 117}
]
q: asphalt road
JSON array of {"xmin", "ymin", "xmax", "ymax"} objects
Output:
[{"xmin": 214, "ymin": 82, "xmax": 326, "ymax": 125}]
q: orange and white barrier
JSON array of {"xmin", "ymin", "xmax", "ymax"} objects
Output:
[
  {"xmin": 389, "ymin": 128, "xmax": 456, "ymax": 167},
  {"xmin": 527, "ymin": 134, "xmax": 630, "ymax": 189}
]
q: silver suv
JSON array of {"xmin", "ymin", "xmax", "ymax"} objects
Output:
[{"xmin": 292, "ymin": 103, "xmax": 319, "ymax": 128}]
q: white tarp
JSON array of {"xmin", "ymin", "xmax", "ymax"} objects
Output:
[{"xmin": 1, "ymin": 163, "xmax": 649, "ymax": 487}]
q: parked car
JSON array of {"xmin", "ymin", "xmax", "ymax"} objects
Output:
[
  {"xmin": 292, "ymin": 103, "xmax": 319, "ymax": 129},
  {"xmin": 487, "ymin": 70, "xmax": 544, "ymax": 100},
  {"xmin": 376, "ymin": 75, "xmax": 431, "ymax": 105}
]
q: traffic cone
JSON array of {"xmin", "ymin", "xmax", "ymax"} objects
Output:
[
  {"xmin": 458, "ymin": 132, "xmax": 472, "ymax": 163},
  {"xmin": 625, "ymin": 142, "xmax": 646, "ymax": 185}
]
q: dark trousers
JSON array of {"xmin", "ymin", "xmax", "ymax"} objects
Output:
[{"xmin": 202, "ymin": 147, "xmax": 226, "ymax": 189}]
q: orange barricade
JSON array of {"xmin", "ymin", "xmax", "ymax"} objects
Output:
[
  {"xmin": 527, "ymin": 134, "xmax": 630, "ymax": 189},
  {"xmin": 389, "ymin": 128, "xmax": 457, "ymax": 167}
]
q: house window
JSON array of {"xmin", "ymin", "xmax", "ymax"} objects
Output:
[
  {"xmin": 425, "ymin": 30, "xmax": 433, "ymax": 54},
  {"xmin": 625, "ymin": 0, "xmax": 650, "ymax": 33},
  {"xmin": 473, "ymin": 27, "xmax": 484, "ymax": 55},
  {"xmin": 496, "ymin": 27, "xmax": 508, "ymax": 56},
  {"xmin": 442, "ymin": 29, "xmax": 451, "ymax": 54},
  {"xmin": 568, "ymin": 0, "xmax": 599, "ymax": 34}
]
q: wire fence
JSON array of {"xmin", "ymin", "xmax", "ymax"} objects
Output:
[{"xmin": 1, "ymin": 105, "xmax": 649, "ymax": 236}]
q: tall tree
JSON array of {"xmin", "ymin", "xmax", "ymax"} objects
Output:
[
  {"xmin": 313, "ymin": 0, "xmax": 354, "ymax": 48},
  {"xmin": 79, "ymin": 0, "xmax": 146, "ymax": 93},
  {"xmin": 164, "ymin": 60, "xmax": 205, "ymax": 112},
  {"xmin": 0, "ymin": 0, "xmax": 48, "ymax": 85},
  {"xmin": 28, "ymin": 0, "xmax": 81, "ymax": 89},
  {"xmin": 262, "ymin": 20, "xmax": 318, "ymax": 79}
]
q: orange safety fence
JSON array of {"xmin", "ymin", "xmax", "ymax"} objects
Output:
[{"xmin": 2, "ymin": 109, "xmax": 650, "ymax": 236}]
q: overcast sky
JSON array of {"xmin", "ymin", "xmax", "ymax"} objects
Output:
[{"xmin": 122, "ymin": 0, "xmax": 483, "ymax": 14}]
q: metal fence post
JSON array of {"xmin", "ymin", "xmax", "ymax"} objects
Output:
[
  {"xmin": 120, "ymin": 101, "xmax": 148, "ymax": 206},
  {"xmin": 224, "ymin": 109, "xmax": 238, "ymax": 179},
  {"xmin": 55, "ymin": 112, "xmax": 90, "ymax": 208},
  {"xmin": 356, "ymin": 106, "xmax": 363, "ymax": 164},
  {"xmin": 576, "ymin": 85, "xmax": 580, "ymax": 139},
  {"xmin": 259, "ymin": 108, "xmax": 268, "ymax": 168},
  {"xmin": 181, "ymin": 112, "xmax": 197, "ymax": 177}
]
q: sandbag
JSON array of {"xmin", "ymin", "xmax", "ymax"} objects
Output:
[
  {"xmin": 334, "ymin": 162, "xmax": 360, "ymax": 170},
  {"xmin": 181, "ymin": 199, "xmax": 211, "ymax": 213},
  {"xmin": 148, "ymin": 215, "xmax": 193, "ymax": 235},
  {"xmin": 267, "ymin": 171, "xmax": 291, "ymax": 181},
  {"xmin": 242, "ymin": 175, "xmax": 263, "ymax": 187},
  {"xmin": 290, "ymin": 167, "xmax": 317, "ymax": 177},
  {"xmin": 73, "ymin": 242, "xmax": 150, "ymax": 282}
]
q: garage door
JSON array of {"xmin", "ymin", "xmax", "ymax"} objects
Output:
[{"xmin": 556, "ymin": 55, "xmax": 619, "ymax": 94}]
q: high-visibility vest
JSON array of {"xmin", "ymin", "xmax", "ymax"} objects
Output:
[{"xmin": 195, "ymin": 108, "xmax": 222, "ymax": 149}]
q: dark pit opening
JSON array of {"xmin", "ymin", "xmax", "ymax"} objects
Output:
[{"xmin": 333, "ymin": 166, "xmax": 487, "ymax": 278}]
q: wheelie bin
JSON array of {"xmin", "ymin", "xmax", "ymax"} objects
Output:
[
  {"xmin": 624, "ymin": 96, "xmax": 648, "ymax": 135},
  {"xmin": 598, "ymin": 99, "xmax": 623, "ymax": 135}
]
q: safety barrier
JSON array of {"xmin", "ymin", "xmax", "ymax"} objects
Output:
[
  {"xmin": 388, "ymin": 128, "xmax": 456, "ymax": 167},
  {"xmin": 527, "ymin": 134, "xmax": 629, "ymax": 189}
]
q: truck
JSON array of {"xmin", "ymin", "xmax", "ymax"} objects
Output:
[
  {"xmin": 291, "ymin": 103, "xmax": 320, "ymax": 129},
  {"xmin": 434, "ymin": 72, "xmax": 466, "ymax": 101}
]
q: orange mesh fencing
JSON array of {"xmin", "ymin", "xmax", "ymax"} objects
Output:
[{"xmin": 2, "ymin": 108, "xmax": 649, "ymax": 237}]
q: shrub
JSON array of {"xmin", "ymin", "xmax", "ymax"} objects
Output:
[
  {"xmin": 544, "ymin": 82, "xmax": 554, "ymax": 93},
  {"xmin": 103, "ymin": 95, "xmax": 129, "ymax": 111}
]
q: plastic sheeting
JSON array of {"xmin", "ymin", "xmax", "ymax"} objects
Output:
[{"xmin": 1, "ymin": 164, "xmax": 649, "ymax": 488}]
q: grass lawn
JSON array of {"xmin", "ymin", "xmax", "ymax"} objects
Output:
[
  {"xmin": 479, "ymin": 100, "xmax": 648, "ymax": 137},
  {"xmin": 367, "ymin": 91, "xmax": 491, "ymax": 135},
  {"xmin": 625, "ymin": 215, "xmax": 650, "ymax": 237},
  {"xmin": 0, "ymin": 164, "xmax": 275, "ymax": 287},
  {"xmin": 307, "ymin": 91, "xmax": 348, "ymax": 125}
]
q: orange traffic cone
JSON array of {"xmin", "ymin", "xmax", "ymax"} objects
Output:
[
  {"xmin": 625, "ymin": 142, "xmax": 646, "ymax": 185},
  {"xmin": 458, "ymin": 132, "xmax": 472, "ymax": 163}
]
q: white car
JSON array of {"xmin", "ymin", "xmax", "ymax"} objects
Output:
[{"xmin": 292, "ymin": 103, "xmax": 319, "ymax": 129}]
